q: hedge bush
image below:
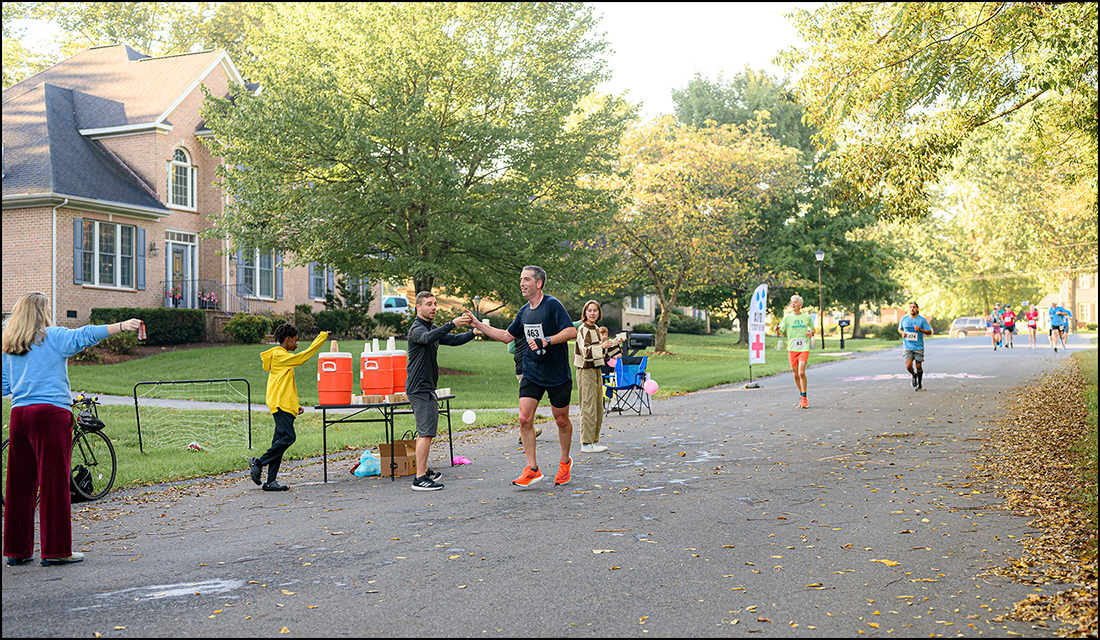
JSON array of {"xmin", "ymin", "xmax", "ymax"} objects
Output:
[
  {"xmin": 879, "ymin": 321, "xmax": 902, "ymax": 340},
  {"xmin": 632, "ymin": 322, "xmax": 656, "ymax": 334},
  {"xmin": 224, "ymin": 313, "xmax": 270, "ymax": 344},
  {"xmin": 98, "ymin": 332, "xmax": 141, "ymax": 355},
  {"xmin": 375, "ymin": 311, "xmax": 413, "ymax": 336},
  {"xmin": 668, "ymin": 313, "xmax": 708, "ymax": 335},
  {"xmin": 315, "ymin": 308, "xmax": 351, "ymax": 336},
  {"xmin": 89, "ymin": 307, "xmax": 205, "ymax": 345}
]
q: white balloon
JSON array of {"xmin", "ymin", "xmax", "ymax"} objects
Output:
[{"xmin": 462, "ymin": 410, "xmax": 476, "ymax": 424}]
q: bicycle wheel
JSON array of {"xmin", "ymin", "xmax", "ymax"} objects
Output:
[{"xmin": 71, "ymin": 429, "xmax": 116, "ymax": 501}]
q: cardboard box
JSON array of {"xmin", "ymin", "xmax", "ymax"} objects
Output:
[{"xmin": 379, "ymin": 438, "xmax": 417, "ymax": 477}]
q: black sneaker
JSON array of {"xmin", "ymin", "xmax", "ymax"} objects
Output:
[
  {"xmin": 411, "ymin": 476, "xmax": 444, "ymax": 491},
  {"xmin": 6, "ymin": 557, "xmax": 34, "ymax": 566},
  {"xmin": 249, "ymin": 458, "xmax": 262, "ymax": 485},
  {"xmin": 424, "ymin": 468, "xmax": 442, "ymax": 481},
  {"xmin": 262, "ymin": 481, "xmax": 289, "ymax": 491},
  {"xmin": 911, "ymin": 374, "xmax": 918, "ymax": 388}
]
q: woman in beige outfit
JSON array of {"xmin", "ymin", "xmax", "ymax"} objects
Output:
[{"xmin": 574, "ymin": 301, "xmax": 622, "ymax": 453}]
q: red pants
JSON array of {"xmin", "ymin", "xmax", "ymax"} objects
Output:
[{"xmin": 3, "ymin": 403, "xmax": 74, "ymax": 560}]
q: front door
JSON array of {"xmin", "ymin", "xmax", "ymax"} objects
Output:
[{"xmin": 167, "ymin": 243, "xmax": 193, "ymax": 307}]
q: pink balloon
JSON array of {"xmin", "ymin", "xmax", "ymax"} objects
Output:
[
  {"xmin": 643, "ymin": 379, "xmax": 658, "ymax": 395},
  {"xmin": 608, "ymin": 357, "xmax": 619, "ymax": 369}
]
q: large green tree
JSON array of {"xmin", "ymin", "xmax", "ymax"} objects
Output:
[
  {"xmin": 2, "ymin": 2, "xmax": 266, "ymax": 87},
  {"xmin": 202, "ymin": 2, "xmax": 634, "ymax": 305},
  {"xmin": 612, "ymin": 115, "xmax": 802, "ymax": 352},
  {"xmin": 671, "ymin": 68, "xmax": 903, "ymax": 341},
  {"xmin": 778, "ymin": 2, "xmax": 1098, "ymax": 221}
]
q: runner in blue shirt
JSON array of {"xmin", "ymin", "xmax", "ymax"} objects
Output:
[
  {"xmin": 1047, "ymin": 301, "xmax": 1071, "ymax": 353},
  {"xmin": 898, "ymin": 302, "xmax": 933, "ymax": 391}
]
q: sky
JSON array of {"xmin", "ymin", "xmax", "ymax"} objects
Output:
[
  {"xmin": 12, "ymin": 2, "xmax": 820, "ymax": 123},
  {"xmin": 591, "ymin": 2, "xmax": 820, "ymax": 121}
]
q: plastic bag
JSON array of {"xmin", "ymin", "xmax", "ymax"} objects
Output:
[{"xmin": 352, "ymin": 450, "xmax": 381, "ymax": 477}]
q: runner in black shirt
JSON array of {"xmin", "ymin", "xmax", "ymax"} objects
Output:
[{"xmin": 468, "ymin": 266, "xmax": 578, "ymax": 488}]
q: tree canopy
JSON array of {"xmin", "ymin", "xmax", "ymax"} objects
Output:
[
  {"xmin": 201, "ymin": 2, "xmax": 635, "ymax": 305},
  {"xmin": 778, "ymin": 2, "xmax": 1098, "ymax": 221},
  {"xmin": 611, "ymin": 114, "xmax": 802, "ymax": 351}
]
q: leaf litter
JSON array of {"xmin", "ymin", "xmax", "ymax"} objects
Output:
[{"xmin": 973, "ymin": 362, "xmax": 1097, "ymax": 637}]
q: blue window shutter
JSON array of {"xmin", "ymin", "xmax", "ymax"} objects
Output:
[
  {"xmin": 275, "ymin": 251, "xmax": 283, "ymax": 299},
  {"xmin": 135, "ymin": 227, "xmax": 146, "ymax": 290},
  {"xmin": 73, "ymin": 218, "xmax": 84, "ymax": 284},
  {"xmin": 326, "ymin": 269, "xmax": 335, "ymax": 296}
]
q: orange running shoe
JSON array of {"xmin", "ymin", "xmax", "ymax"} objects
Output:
[
  {"xmin": 554, "ymin": 456, "xmax": 573, "ymax": 486},
  {"xmin": 798, "ymin": 396, "xmax": 809, "ymax": 409},
  {"xmin": 512, "ymin": 465, "xmax": 544, "ymax": 488}
]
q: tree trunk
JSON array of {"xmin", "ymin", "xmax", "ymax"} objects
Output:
[
  {"xmin": 731, "ymin": 287, "xmax": 749, "ymax": 344},
  {"xmin": 412, "ymin": 275, "xmax": 435, "ymax": 298},
  {"xmin": 1068, "ymin": 274, "xmax": 1078, "ymax": 329},
  {"xmin": 850, "ymin": 304, "xmax": 863, "ymax": 338}
]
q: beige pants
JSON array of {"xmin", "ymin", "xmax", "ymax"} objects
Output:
[{"xmin": 576, "ymin": 367, "xmax": 604, "ymax": 444}]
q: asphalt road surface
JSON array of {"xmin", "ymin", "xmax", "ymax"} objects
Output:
[{"xmin": 3, "ymin": 333, "xmax": 1091, "ymax": 637}]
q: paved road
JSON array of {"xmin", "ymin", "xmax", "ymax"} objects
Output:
[{"xmin": 3, "ymin": 334, "xmax": 1091, "ymax": 637}]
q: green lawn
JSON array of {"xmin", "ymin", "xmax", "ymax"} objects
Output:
[
  {"xmin": 3, "ymin": 333, "xmax": 901, "ymax": 492},
  {"xmin": 60, "ymin": 333, "xmax": 903, "ymax": 408}
]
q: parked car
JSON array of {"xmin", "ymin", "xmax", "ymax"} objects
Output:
[
  {"xmin": 949, "ymin": 316, "xmax": 987, "ymax": 338},
  {"xmin": 382, "ymin": 295, "xmax": 411, "ymax": 314}
]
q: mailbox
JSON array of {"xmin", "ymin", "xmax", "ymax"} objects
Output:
[{"xmin": 837, "ymin": 319, "xmax": 851, "ymax": 327}]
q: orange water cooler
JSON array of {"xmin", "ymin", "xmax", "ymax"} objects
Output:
[
  {"xmin": 317, "ymin": 352, "xmax": 353, "ymax": 406},
  {"xmin": 390, "ymin": 348, "xmax": 407, "ymax": 393},
  {"xmin": 360, "ymin": 349, "xmax": 393, "ymax": 397}
]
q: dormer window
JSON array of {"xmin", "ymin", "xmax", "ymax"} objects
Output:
[{"xmin": 169, "ymin": 148, "xmax": 196, "ymax": 209}]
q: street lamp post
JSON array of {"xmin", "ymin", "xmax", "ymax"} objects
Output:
[{"xmin": 815, "ymin": 249, "xmax": 825, "ymax": 349}]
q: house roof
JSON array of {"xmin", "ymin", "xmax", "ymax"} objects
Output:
[
  {"xmin": 2, "ymin": 82, "xmax": 167, "ymax": 212},
  {"xmin": 3, "ymin": 44, "xmax": 240, "ymax": 130},
  {"xmin": 2, "ymin": 44, "xmax": 247, "ymax": 214}
]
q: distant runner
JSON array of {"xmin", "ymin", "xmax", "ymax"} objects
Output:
[
  {"xmin": 774, "ymin": 294, "xmax": 814, "ymax": 408},
  {"xmin": 1025, "ymin": 304, "xmax": 1040, "ymax": 349},
  {"xmin": 898, "ymin": 302, "xmax": 933, "ymax": 391},
  {"xmin": 1001, "ymin": 304, "xmax": 1017, "ymax": 349},
  {"xmin": 1048, "ymin": 301, "xmax": 1070, "ymax": 353},
  {"xmin": 988, "ymin": 303, "xmax": 1003, "ymax": 351}
]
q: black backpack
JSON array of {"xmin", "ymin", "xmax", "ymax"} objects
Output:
[{"xmin": 71, "ymin": 465, "xmax": 93, "ymax": 502}]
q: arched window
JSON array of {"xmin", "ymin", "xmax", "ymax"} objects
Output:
[{"xmin": 169, "ymin": 148, "xmax": 196, "ymax": 209}]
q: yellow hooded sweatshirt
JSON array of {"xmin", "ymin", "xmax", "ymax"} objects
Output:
[{"xmin": 260, "ymin": 331, "xmax": 329, "ymax": 415}]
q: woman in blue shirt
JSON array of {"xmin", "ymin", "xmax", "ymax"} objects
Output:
[{"xmin": 2, "ymin": 292, "xmax": 142, "ymax": 567}]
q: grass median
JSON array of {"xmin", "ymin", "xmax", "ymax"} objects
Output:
[{"xmin": 3, "ymin": 333, "xmax": 898, "ymax": 491}]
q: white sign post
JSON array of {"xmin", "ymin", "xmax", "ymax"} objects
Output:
[{"xmin": 746, "ymin": 284, "xmax": 768, "ymax": 387}]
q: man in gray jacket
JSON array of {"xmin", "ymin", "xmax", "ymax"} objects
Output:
[{"xmin": 406, "ymin": 291, "xmax": 475, "ymax": 491}]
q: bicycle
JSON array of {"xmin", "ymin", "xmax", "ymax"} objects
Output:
[{"xmin": 1, "ymin": 394, "xmax": 117, "ymax": 512}]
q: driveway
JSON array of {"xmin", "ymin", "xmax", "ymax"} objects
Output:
[{"xmin": 3, "ymin": 334, "xmax": 1089, "ymax": 637}]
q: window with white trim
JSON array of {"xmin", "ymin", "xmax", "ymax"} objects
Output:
[
  {"xmin": 169, "ymin": 148, "xmax": 196, "ymax": 209},
  {"xmin": 627, "ymin": 295, "xmax": 648, "ymax": 313},
  {"xmin": 81, "ymin": 220, "xmax": 135, "ymax": 288},
  {"xmin": 1079, "ymin": 273, "xmax": 1094, "ymax": 289},
  {"xmin": 239, "ymin": 248, "xmax": 276, "ymax": 299},
  {"xmin": 1079, "ymin": 303, "xmax": 1092, "ymax": 323}
]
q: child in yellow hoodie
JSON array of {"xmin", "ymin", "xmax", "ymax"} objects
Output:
[{"xmin": 249, "ymin": 323, "xmax": 329, "ymax": 491}]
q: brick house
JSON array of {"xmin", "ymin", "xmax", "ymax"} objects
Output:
[{"xmin": 2, "ymin": 44, "xmax": 393, "ymax": 336}]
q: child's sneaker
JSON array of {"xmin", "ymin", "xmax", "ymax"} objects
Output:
[
  {"xmin": 554, "ymin": 456, "xmax": 573, "ymax": 486},
  {"xmin": 512, "ymin": 466, "xmax": 543, "ymax": 488}
]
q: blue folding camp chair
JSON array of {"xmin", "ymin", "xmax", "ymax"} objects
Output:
[{"xmin": 603, "ymin": 356, "xmax": 651, "ymax": 415}]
